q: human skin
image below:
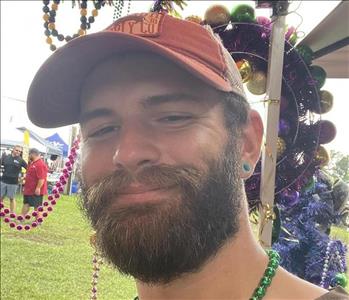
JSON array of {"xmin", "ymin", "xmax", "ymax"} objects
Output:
[{"xmin": 79, "ymin": 53, "xmax": 327, "ymax": 299}]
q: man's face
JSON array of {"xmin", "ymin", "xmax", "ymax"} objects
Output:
[
  {"xmin": 79, "ymin": 53, "xmax": 244, "ymax": 284},
  {"xmin": 12, "ymin": 147, "xmax": 22, "ymax": 157}
]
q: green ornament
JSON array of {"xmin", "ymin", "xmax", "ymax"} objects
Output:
[
  {"xmin": 335, "ymin": 273, "xmax": 348, "ymax": 288},
  {"xmin": 310, "ymin": 65, "xmax": 327, "ymax": 89},
  {"xmin": 231, "ymin": 4, "xmax": 255, "ymax": 23},
  {"xmin": 296, "ymin": 44, "xmax": 313, "ymax": 65},
  {"xmin": 301, "ymin": 176, "xmax": 315, "ymax": 193}
]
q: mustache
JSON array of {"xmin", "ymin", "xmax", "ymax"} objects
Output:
[{"xmin": 80, "ymin": 164, "xmax": 204, "ymax": 226}]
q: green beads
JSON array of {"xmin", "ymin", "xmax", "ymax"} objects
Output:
[
  {"xmin": 335, "ymin": 273, "xmax": 348, "ymax": 288},
  {"xmin": 250, "ymin": 250, "xmax": 280, "ymax": 300}
]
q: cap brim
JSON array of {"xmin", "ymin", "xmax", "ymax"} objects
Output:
[{"xmin": 27, "ymin": 31, "xmax": 233, "ymax": 128}]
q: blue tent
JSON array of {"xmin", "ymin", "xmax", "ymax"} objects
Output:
[{"xmin": 45, "ymin": 133, "xmax": 69, "ymax": 157}]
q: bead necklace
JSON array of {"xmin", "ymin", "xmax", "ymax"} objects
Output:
[
  {"xmin": 320, "ymin": 240, "xmax": 348, "ymax": 289},
  {"xmin": 0, "ymin": 138, "xmax": 80, "ymax": 231},
  {"xmin": 113, "ymin": 0, "xmax": 132, "ymax": 21},
  {"xmin": 89, "ymin": 248, "xmax": 279, "ymax": 300},
  {"xmin": 42, "ymin": 0, "xmax": 103, "ymax": 51}
]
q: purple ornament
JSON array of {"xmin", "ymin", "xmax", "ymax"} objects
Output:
[
  {"xmin": 24, "ymin": 225, "xmax": 31, "ymax": 231},
  {"xmin": 32, "ymin": 211, "xmax": 38, "ymax": 217},
  {"xmin": 43, "ymin": 201, "xmax": 49, "ymax": 206},
  {"xmin": 43, "ymin": 212, "xmax": 48, "ymax": 218},
  {"xmin": 16, "ymin": 225, "xmax": 23, "ymax": 231},
  {"xmin": 4, "ymin": 208, "xmax": 10, "ymax": 214},
  {"xmin": 37, "ymin": 217, "xmax": 43, "ymax": 223},
  {"xmin": 9, "ymin": 222, "xmax": 16, "ymax": 228},
  {"xmin": 17, "ymin": 215, "xmax": 23, "ymax": 221},
  {"xmin": 318, "ymin": 120, "xmax": 337, "ymax": 144},
  {"xmin": 32, "ymin": 222, "xmax": 38, "ymax": 227},
  {"xmin": 47, "ymin": 206, "xmax": 53, "ymax": 212},
  {"xmin": 279, "ymin": 119, "xmax": 291, "ymax": 136},
  {"xmin": 37, "ymin": 206, "xmax": 44, "ymax": 212},
  {"xmin": 10, "ymin": 213, "xmax": 16, "ymax": 219},
  {"xmin": 4, "ymin": 217, "xmax": 10, "ymax": 223},
  {"xmin": 56, "ymin": 182, "xmax": 62, "ymax": 188},
  {"xmin": 48, "ymin": 195, "xmax": 54, "ymax": 201},
  {"xmin": 54, "ymin": 193, "xmax": 60, "ymax": 199},
  {"xmin": 51, "ymin": 200, "xmax": 57, "ymax": 205},
  {"xmin": 0, "ymin": 212, "xmax": 5, "ymax": 217},
  {"xmin": 280, "ymin": 189, "xmax": 300, "ymax": 207}
]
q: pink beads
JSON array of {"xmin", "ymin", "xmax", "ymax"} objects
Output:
[
  {"xmin": 0, "ymin": 202, "xmax": 4, "ymax": 209},
  {"xmin": 32, "ymin": 211, "xmax": 38, "ymax": 217},
  {"xmin": 25, "ymin": 214, "xmax": 31, "ymax": 220},
  {"xmin": 4, "ymin": 208, "xmax": 10, "ymax": 214},
  {"xmin": 4, "ymin": 217, "xmax": 10, "ymax": 223},
  {"xmin": 10, "ymin": 213, "xmax": 16, "ymax": 219},
  {"xmin": 48, "ymin": 195, "xmax": 54, "ymax": 201},
  {"xmin": 17, "ymin": 215, "xmax": 23, "ymax": 221},
  {"xmin": 24, "ymin": 225, "xmax": 31, "ymax": 231},
  {"xmin": 51, "ymin": 200, "xmax": 57, "ymax": 205},
  {"xmin": 9, "ymin": 222, "xmax": 16, "ymax": 228},
  {"xmin": 43, "ymin": 201, "xmax": 49, "ymax": 206}
]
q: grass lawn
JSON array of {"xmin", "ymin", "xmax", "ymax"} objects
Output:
[
  {"xmin": 1, "ymin": 194, "xmax": 348, "ymax": 299},
  {"xmin": 0, "ymin": 195, "xmax": 136, "ymax": 300}
]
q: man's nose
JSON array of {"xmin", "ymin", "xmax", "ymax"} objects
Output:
[{"xmin": 112, "ymin": 123, "xmax": 161, "ymax": 171}]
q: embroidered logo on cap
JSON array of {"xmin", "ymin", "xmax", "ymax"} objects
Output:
[{"xmin": 106, "ymin": 13, "xmax": 165, "ymax": 37}]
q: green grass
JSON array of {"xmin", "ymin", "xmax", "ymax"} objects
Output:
[
  {"xmin": 0, "ymin": 195, "xmax": 136, "ymax": 300},
  {"xmin": 1, "ymin": 195, "xmax": 348, "ymax": 299}
]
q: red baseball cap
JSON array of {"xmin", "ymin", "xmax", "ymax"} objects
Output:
[{"xmin": 27, "ymin": 12, "xmax": 245, "ymax": 128}]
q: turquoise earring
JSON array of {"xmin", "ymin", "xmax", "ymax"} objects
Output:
[{"xmin": 242, "ymin": 162, "xmax": 251, "ymax": 173}]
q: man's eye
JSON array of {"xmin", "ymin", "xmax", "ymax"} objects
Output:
[
  {"xmin": 158, "ymin": 115, "xmax": 193, "ymax": 123},
  {"xmin": 89, "ymin": 126, "xmax": 119, "ymax": 138}
]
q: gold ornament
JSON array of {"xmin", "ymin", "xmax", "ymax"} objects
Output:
[
  {"xmin": 315, "ymin": 146, "xmax": 330, "ymax": 167},
  {"xmin": 277, "ymin": 137, "xmax": 286, "ymax": 158},
  {"xmin": 246, "ymin": 71, "xmax": 267, "ymax": 95},
  {"xmin": 185, "ymin": 15, "xmax": 203, "ymax": 24},
  {"xmin": 236, "ymin": 59, "xmax": 252, "ymax": 83},
  {"xmin": 318, "ymin": 90, "xmax": 334, "ymax": 114},
  {"xmin": 204, "ymin": 5, "xmax": 230, "ymax": 27}
]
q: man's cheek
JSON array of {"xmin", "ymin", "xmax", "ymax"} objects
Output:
[{"xmin": 80, "ymin": 145, "xmax": 109, "ymax": 186}]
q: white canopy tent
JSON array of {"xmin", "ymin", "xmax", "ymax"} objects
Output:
[{"xmin": 1, "ymin": 127, "xmax": 46, "ymax": 153}]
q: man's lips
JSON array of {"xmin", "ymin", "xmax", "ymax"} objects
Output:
[{"xmin": 115, "ymin": 185, "xmax": 176, "ymax": 204}]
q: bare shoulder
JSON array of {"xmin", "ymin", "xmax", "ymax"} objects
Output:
[{"xmin": 265, "ymin": 266, "xmax": 329, "ymax": 300}]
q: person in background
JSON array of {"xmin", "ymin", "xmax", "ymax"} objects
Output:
[
  {"xmin": 21, "ymin": 148, "xmax": 48, "ymax": 216},
  {"xmin": 0, "ymin": 145, "xmax": 27, "ymax": 212}
]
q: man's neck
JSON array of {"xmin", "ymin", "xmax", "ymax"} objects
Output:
[
  {"xmin": 32, "ymin": 157, "xmax": 40, "ymax": 162},
  {"xmin": 136, "ymin": 206, "xmax": 268, "ymax": 300}
]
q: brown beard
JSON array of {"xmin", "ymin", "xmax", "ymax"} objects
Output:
[{"xmin": 79, "ymin": 140, "xmax": 243, "ymax": 284}]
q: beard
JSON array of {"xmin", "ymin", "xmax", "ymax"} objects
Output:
[{"xmin": 79, "ymin": 139, "xmax": 243, "ymax": 284}]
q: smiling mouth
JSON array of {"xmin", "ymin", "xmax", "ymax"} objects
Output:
[{"xmin": 115, "ymin": 186, "xmax": 177, "ymax": 205}]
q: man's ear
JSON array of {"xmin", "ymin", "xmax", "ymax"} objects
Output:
[{"xmin": 240, "ymin": 110, "xmax": 264, "ymax": 179}]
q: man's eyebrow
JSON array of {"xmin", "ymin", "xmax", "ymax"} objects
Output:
[
  {"xmin": 141, "ymin": 93, "xmax": 201, "ymax": 109},
  {"xmin": 79, "ymin": 108, "xmax": 114, "ymax": 125}
]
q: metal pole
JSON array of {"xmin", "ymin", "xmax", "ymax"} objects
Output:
[{"xmin": 258, "ymin": 14, "xmax": 287, "ymax": 248}]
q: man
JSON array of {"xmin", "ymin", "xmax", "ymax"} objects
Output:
[
  {"xmin": 21, "ymin": 148, "xmax": 48, "ymax": 216},
  {"xmin": 0, "ymin": 145, "xmax": 27, "ymax": 212},
  {"xmin": 27, "ymin": 12, "xmax": 347, "ymax": 300}
]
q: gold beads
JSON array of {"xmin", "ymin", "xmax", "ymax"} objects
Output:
[
  {"xmin": 48, "ymin": 22, "xmax": 55, "ymax": 30},
  {"xmin": 92, "ymin": 9, "xmax": 98, "ymax": 17},
  {"xmin": 51, "ymin": 3, "xmax": 58, "ymax": 11},
  {"xmin": 78, "ymin": 29, "xmax": 86, "ymax": 36},
  {"xmin": 43, "ymin": 13, "xmax": 49, "ymax": 22},
  {"xmin": 46, "ymin": 37, "xmax": 53, "ymax": 44},
  {"xmin": 80, "ymin": 8, "xmax": 88, "ymax": 16}
]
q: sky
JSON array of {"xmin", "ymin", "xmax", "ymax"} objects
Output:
[{"xmin": 1, "ymin": 1, "xmax": 348, "ymax": 154}]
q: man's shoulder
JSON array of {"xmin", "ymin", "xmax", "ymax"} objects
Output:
[{"xmin": 315, "ymin": 287, "xmax": 349, "ymax": 300}]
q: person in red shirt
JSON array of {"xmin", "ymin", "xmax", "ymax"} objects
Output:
[{"xmin": 21, "ymin": 148, "xmax": 48, "ymax": 216}]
